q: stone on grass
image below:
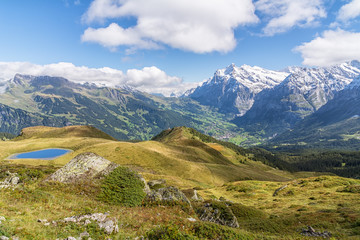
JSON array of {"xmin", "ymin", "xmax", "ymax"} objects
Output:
[
  {"xmin": 146, "ymin": 186, "xmax": 190, "ymax": 205},
  {"xmin": 46, "ymin": 152, "xmax": 119, "ymax": 183}
]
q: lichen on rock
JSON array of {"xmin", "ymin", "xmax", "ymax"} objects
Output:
[{"xmin": 46, "ymin": 152, "xmax": 119, "ymax": 183}]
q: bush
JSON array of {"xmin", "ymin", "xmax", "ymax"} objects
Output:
[
  {"xmin": 145, "ymin": 225, "xmax": 195, "ymax": 240},
  {"xmin": 97, "ymin": 167, "xmax": 146, "ymax": 207},
  {"xmin": 144, "ymin": 223, "xmax": 254, "ymax": 240},
  {"xmin": 191, "ymin": 222, "xmax": 253, "ymax": 240}
]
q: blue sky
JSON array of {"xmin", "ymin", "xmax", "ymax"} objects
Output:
[{"xmin": 0, "ymin": 0, "xmax": 360, "ymax": 95}]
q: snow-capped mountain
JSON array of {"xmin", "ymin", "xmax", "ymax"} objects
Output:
[
  {"xmin": 234, "ymin": 60, "xmax": 360, "ymax": 137},
  {"xmin": 272, "ymin": 75, "xmax": 360, "ymax": 149},
  {"xmin": 184, "ymin": 64, "xmax": 289, "ymax": 116}
]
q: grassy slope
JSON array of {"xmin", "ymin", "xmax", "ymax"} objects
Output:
[
  {"xmin": 0, "ymin": 126, "xmax": 359, "ymax": 239},
  {"xmin": 200, "ymin": 176, "xmax": 360, "ymax": 239},
  {"xmin": 14, "ymin": 125, "xmax": 116, "ymax": 141},
  {"xmin": 1, "ymin": 126, "xmax": 294, "ymax": 189}
]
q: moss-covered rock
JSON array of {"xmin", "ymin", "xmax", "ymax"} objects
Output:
[
  {"xmin": 194, "ymin": 200, "xmax": 239, "ymax": 228},
  {"xmin": 146, "ymin": 186, "xmax": 191, "ymax": 205}
]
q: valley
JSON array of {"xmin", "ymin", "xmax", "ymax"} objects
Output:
[{"xmin": 0, "ymin": 61, "xmax": 360, "ymax": 239}]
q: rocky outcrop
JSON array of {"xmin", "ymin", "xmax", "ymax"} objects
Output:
[
  {"xmin": 182, "ymin": 189, "xmax": 204, "ymax": 202},
  {"xmin": 148, "ymin": 179, "xmax": 166, "ymax": 189},
  {"xmin": 301, "ymin": 226, "xmax": 331, "ymax": 238},
  {"xmin": 39, "ymin": 213, "xmax": 119, "ymax": 235},
  {"xmin": 146, "ymin": 186, "xmax": 191, "ymax": 205},
  {"xmin": 46, "ymin": 152, "xmax": 119, "ymax": 183},
  {"xmin": 194, "ymin": 201, "xmax": 239, "ymax": 228},
  {"xmin": 0, "ymin": 172, "xmax": 20, "ymax": 189}
]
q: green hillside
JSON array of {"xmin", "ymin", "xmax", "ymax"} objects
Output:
[
  {"xmin": 0, "ymin": 75, "xmax": 243, "ymax": 142},
  {"xmin": 0, "ymin": 126, "xmax": 358, "ymax": 239},
  {"xmin": 1, "ymin": 126, "xmax": 295, "ymax": 187},
  {"xmin": 14, "ymin": 125, "xmax": 116, "ymax": 141}
]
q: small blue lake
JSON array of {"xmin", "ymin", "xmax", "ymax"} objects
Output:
[{"xmin": 8, "ymin": 148, "xmax": 72, "ymax": 160}]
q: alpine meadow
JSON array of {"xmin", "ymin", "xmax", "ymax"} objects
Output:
[{"xmin": 1, "ymin": 0, "xmax": 360, "ymax": 239}]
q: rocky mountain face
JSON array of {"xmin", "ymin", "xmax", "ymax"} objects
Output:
[
  {"xmin": 233, "ymin": 61, "xmax": 360, "ymax": 138},
  {"xmin": 184, "ymin": 64, "xmax": 289, "ymax": 116},
  {"xmin": 0, "ymin": 103, "xmax": 68, "ymax": 134},
  {"xmin": 271, "ymin": 76, "xmax": 360, "ymax": 149},
  {"xmin": 0, "ymin": 74, "xmax": 236, "ymax": 140}
]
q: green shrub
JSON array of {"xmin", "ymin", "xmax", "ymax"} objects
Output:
[
  {"xmin": 191, "ymin": 222, "xmax": 253, "ymax": 240},
  {"xmin": 97, "ymin": 167, "xmax": 146, "ymax": 207},
  {"xmin": 145, "ymin": 225, "xmax": 195, "ymax": 240},
  {"xmin": 144, "ymin": 223, "xmax": 254, "ymax": 240}
]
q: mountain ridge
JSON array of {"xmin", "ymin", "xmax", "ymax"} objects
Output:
[
  {"xmin": 184, "ymin": 63, "xmax": 289, "ymax": 116},
  {"xmin": 233, "ymin": 61, "xmax": 360, "ymax": 139}
]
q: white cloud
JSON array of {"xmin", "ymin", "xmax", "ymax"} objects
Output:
[
  {"xmin": 81, "ymin": 0, "xmax": 258, "ymax": 53},
  {"xmin": 82, "ymin": 23, "xmax": 159, "ymax": 50},
  {"xmin": 337, "ymin": 0, "xmax": 360, "ymax": 22},
  {"xmin": 0, "ymin": 62, "xmax": 193, "ymax": 96},
  {"xmin": 294, "ymin": 29, "xmax": 360, "ymax": 66},
  {"xmin": 255, "ymin": 0, "xmax": 326, "ymax": 36}
]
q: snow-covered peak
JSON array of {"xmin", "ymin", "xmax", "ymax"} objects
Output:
[
  {"xmin": 281, "ymin": 61, "xmax": 360, "ymax": 93},
  {"xmin": 210, "ymin": 64, "xmax": 289, "ymax": 94}
]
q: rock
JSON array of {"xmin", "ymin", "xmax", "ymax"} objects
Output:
[
  {"xmin": 147, "ymin": 179, "xmax": 166, "ymax": 188},
  {"xmin": 37, "ymin": 219, "xmax": 48, "ymax": 224},
  {"xmin": 194, "ymin": 201, "xmax": 239, "ymax": 228},
  {"xmin": 146, "ymin": 186, "xmax": 191, "ymax": 205},
  {"xmin": 46, "ymin": 152, "xmax": 119, "ymax": 183},
  {"xmin": 0, "ymin": 236, "xmax": 9, "ymax": 240},
  {"xmin": 10, "ymin": 177, "xmax": 19, "ymax": 185},
  {"xmin": 140, "ymin": 177, "xmax": 151, "ymax": 194},
  {"xmin": 52, "ymin": 213, "xmax": 118, "ymax": 235},
  {"xmin": 79, "ymin": 231, "xmax": 89, "ymax": 238},
  {"xmin": 98, "ymin": 219, "xmax": 118, "ymax": 234},
  {"xmin": 64, "ymin": 237, "xmax": 77, "ymax": 240},
  {"xmin": 301, "ymin": 226, "xmax": 332, "ymax": 238},
  {"xmin": 273, "ymin": 185, "xmax": 288, "ymax": 196},
  {"xmin": 182, "ymin": 189, "xmax": 204, "ymax": 202},
  {"xmin": 0, "ymin": 172, "xmax": 20, "ymax": 189}
]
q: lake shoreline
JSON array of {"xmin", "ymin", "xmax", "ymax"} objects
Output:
[{"xmin": 6, "ymin": 148, "xmax": 73, "ymax": 160}]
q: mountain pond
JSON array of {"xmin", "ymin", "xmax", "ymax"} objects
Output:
[{"xmin": 7, "ymin": 148, "xmax": 72, "ymax": 160}]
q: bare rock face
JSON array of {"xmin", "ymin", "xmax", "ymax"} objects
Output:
[{"xmin": 47, "ymin": 152, "xmax": 119, "ymax": 183}]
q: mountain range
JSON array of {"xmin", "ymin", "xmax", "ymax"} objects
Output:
[
  {"xmin": 1, "ymin": 60, "xmax": 360, "ymax": 149},
  {"xmin": 232, "ymin": 61, "xmax": 360, "ymax": 139},
  {"xmin": 0, "ymin": 74, "xmax": 239, "ymax": 140}
]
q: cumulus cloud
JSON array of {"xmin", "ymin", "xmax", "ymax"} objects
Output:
[
  {"xmin": 294, "ymin": 29, "xmax": 360, "ymax": 66},
  {"xmin": 81, "ymin": 0, "xmax": 258, "ymax": 53},
  {"xmin": 0, "ymin": 62, "xmax": 193, "ymax": 96},
  {"xmin": 255, "ymin": 0, "xmax": 326, "ymax": 36},
  {"xmin": 337, "ymin": 0, "xmax": 360, "ymax": 23}
]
